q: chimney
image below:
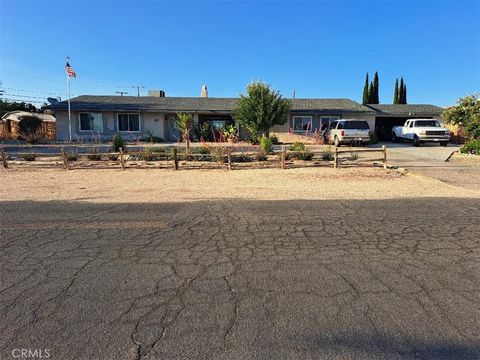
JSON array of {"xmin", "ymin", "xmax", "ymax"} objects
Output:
[
  {"xmin": 201, "ymin": 85, "xmax": 208, "ymax": 98},
  {"xmin": 148, "ymin": 90, "xmax": 166, "ymax": 97}
]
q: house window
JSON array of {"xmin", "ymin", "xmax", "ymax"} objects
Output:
[
  {"xmin": 118, "ymin": 113, "xmax": 140, "ymax": 132},
  {"xmin": 292, "ymin": 116, "xmax": 313, "ymax": 132},
  {"xmin": 210, "ymin": 120, "xmax": 226, "ymax": 130},
  {"xmin": 79, "ymin": 113, "xmax": 103, "ymax": 132}
]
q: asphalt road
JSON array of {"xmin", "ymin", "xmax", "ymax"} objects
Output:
[{"xmin": 1, "ymin": 198, "xmax": 480, "ymax": 360}]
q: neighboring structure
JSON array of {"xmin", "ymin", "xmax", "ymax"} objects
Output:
[
  {"xmin": 365, "ymin": 104, "xmax": 444, "ymax": 140},
  {"xmin": 0, "ymin": 111, "xmax": 56, "ymax": 140},
  {"xmin": 50, "ymin": 93, "xmax": 443, "ymax": 142}
]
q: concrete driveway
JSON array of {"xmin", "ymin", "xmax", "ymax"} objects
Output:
[
  {"xmin": 1, "ymin": 198, "xmax": 479, "ymax": 359},
  {"xmin": 368, "ymin": 142, "xmax": 461, "ymax": 168}
]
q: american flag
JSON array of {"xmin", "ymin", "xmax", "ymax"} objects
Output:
[{"xmin": 65, "ymin": 62, "xmax": 77, "ymax": 78}]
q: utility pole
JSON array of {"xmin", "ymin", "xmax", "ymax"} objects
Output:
[
  {"xmin": 132, "ymin": 85, "xmax": 145, "ymax": 97},
  {"xmin": 116, "ymin": 91, "xmax": 128, "ymax": 96}
]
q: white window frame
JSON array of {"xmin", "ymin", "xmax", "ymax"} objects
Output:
[
  {"xmin": 117, "ymin": 113, "xmax": 141, "ymax": 133},
  {"xmin": 79, "ymin": 112, "xmax": 104, "ymax": 132},
  {"xmin": 292, "ymin": 116, "xmax": 313, "ymax": 132}
]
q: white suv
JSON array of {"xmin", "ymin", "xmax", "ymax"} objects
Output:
[{"xmin": 327, "ymin": 120, "xmax": 371, "ymax": 146}]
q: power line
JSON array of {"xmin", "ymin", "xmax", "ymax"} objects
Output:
[{"xmin": 2, "ymin": 87, "xmax": 65, "ymax": 96}]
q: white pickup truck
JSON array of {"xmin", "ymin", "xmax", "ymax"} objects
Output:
[{"xmin": 392, "ymin": 119, "xmax": 450, "ymax": 147}]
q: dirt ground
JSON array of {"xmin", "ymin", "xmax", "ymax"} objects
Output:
[{"xmin": 1, "ymin": 165, "xmax": 478, "ymax": 203}]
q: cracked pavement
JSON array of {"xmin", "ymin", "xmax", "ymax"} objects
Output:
[{"xmin": 1, "ymin": 198, "xmax": 480, "ymax": 359}]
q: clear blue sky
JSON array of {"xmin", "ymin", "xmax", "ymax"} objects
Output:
[{"xmin": 1, "ymin": 0, "xmax": 479, "ymax": 106}]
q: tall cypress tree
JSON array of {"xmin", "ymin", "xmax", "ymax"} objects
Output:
[
  {"xmin": 368, "ymin": 81, "xmax": 374, "ymax": 104},
  {"xmin": 373, "ymin": 71, "xmax": 379, "ymax": 104},
  {"xmin": 399, "ymin": 78, "xmax": 405, "ymax": 104},
  {"xmin": 393, "ymin": 78, "xmax": 399, "ymax": 104},
  {"xmin": 362, "ymin": 73, "xmax": 369, "ymax": 104},
  {"xmin": 403, "ymin": 83, "xmax": 407, "ymax": 104}
]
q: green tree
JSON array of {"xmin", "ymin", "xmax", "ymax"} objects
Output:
[
  {"xmin": 367, "ymin": 81, "xmax": 374, "ymax": 104},
  {"xmin": 175, "ymin": 112, "xmax": 193, "ymax": 148},
  {"xmin": 442, "ymin": 94, "xmax": 480, "ymax": 138},
  {"xmin": 0, "ymin": 99, "xmax": 38, "ymax": 117},
  {"xmin": 372, "ymin": 71, "xmax": 379, "ymax": 104},
  {"xmin": 399, "ymin": 78, "xmax": 405, "ymax": 104},
  {"xmin": 403, "ymin": 82, "xmax": 407, "ymax": 104},
  {"xmin": 362, "ymin": 73, "xmax": 369, "ymax": 104},
  {"xmin": 393, "ymin": 78, "xmax": 399, "ymax": 104},
  {"xmin": 234, "ymin": 81, "xmax": 290, "ymax": 137}
]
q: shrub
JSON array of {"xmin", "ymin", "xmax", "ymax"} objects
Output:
[
  {"xmin": 460, "ymin": 138, "xmax": 480, "ymax": 155},
  {"xmin": 296, "ymin": 151, "xmax": 314, "ymax": 161},
  {"xmin": 231, "ymin": 153, "xmax": 254, "ymax": 163},
  {"xmin": 249, "ymin": 134, "xmax": 259, "ymax": 145},
  {"xmin": 256, "ymin": 149, "xmax": 268, "ymax": 161},
  {"xmin": 112, "ymin": 134, "xmax": 125, "ymax": 152},
  {"xmin": 21, "ymin": 153, "xmax": 36, "ymax": 161},
  {"xmin": 321, "ymin": 146, "xmax": 334, "ymax": 161},
  {"xmin": 349, "ymin": 152, "xmax": 359, "ymax": 161},
  {"xmin": 198, "ymin": 146, "xmax": 210, "ymax": 154},
  {"xmin": 66, "ymin": 153, "xmax": 78, "ymax": 161},
  {"xmin": 259, "ymin": 137, "xmax": 273, "ymax": 153},
  {"xmin": 269, "ymin": 135, "xmax": 279, "ymax": 144},
  {"xmin": 140, "ymin": 130, "xmax": 163, "ymax": 143},
  {"xmin": 139, "ymin": 148, "xmax": 161, "ymax": 161},
  {"xmin": 19, "ymin": 115, "xmax": 42, "ymax": 135},
  {"xmin": 289, "ymin": 142, "xmax": 306, "ymax": 151},
  {"xmin": 369, "ymin": 132, "xmax": 378, "ymax": 145},
  {"xmin": 87, "ymin": 150, "xmax": 102, "ymax": 161},
  {"xmin": 195, "ymin": 122, "xmax": 213, "ymax": 142},
  {"xmin": 108, "ymin": 154, "xmax": 118, "ymax": 161}
]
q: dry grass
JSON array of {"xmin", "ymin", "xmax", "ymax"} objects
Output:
[{"xmin": 1, "ymin": 166, "xmax": 478, "ymax": 204}]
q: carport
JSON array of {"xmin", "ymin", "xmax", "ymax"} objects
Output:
[{"xmin": 366, "ymin": 104, "xmax": 444, "ymax": 141}]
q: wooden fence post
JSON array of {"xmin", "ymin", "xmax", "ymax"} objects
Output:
[
  {"xmin": 382, "ymin": 145, "xmax": 387, "ymax": 169},
  {"xmin": 227, "ymin": 152, "xmax": 232, "ymax": 171},
  {"xmin": 334, "ymin": 146, "xmax": 338, "ymax": 168},
  {"xmin": 173, "ymin": 148, "xmax": 179, "ymax": 170},
  {"xmin": 281, "ymin": 146, "xmax": 286, "ymax": 169},
  {"xmin": 61, "ymin": 148, "xmax": 69, "ymax": 170},
  {"xmin": 119, "ymin": 148, "xmax": 125, "ymax": 170},
  {"xmin": 1, "ymin": 146, "xmax": 8, "ymax": 169}
]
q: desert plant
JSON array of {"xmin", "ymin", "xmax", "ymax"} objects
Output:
[
  {"xmin": 349, "ymin": 152, "xmax": 359, "ymax": 161},
  {"xmin": 87, "ymin": 149, "xmax": 102, "ymax": 161},
  {"xmin": 296, "ymin": 151, "xmax": 314, "ymax": 161},
  {"xmin": 175, "ymin": 112, "xmax": 193, "ymax": 148},
  {"xmin": 460, "ymin": 138, "xmax": 480, "ymax": 155},
  {"xmin": 269, "ymin": 135, "xmax": 279, "ymax": 144},
  {"xmin": 20, "ymin": 153, "xmax": 36, "ymax": 161},
  {"xmin": 259, "ymin": 136, "xmax": 273, "ymax": 153},
  {"xmin": 139, "ymin": 148, "xmax": 161, "ymax": 161},
  {"xmin": 289, "ymin": 142, "xmax": 306, "ymax": 151},
  {"xmin": 321, "ymin": 146, "xmax": 334, "ymax": 161},
  {"xmin": 65, "ymin": 153, "xmax": 78, "ymax": 161},
  {"xmin": 256, "ymin": 149, "xmax": 268, "ymax": 161},
  {"xmin": 112, "ymin": 134, "xmax": 125, "ymax": 152}
]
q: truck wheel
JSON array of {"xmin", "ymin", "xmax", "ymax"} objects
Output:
[
  {"xmin": 440, "ymin": 141, "xmax": 448, "ymax": 147},
  {"xmin": 392, "ymin": 134, "xmax": 398, "ymax": 143},
  {"xmin": 413, "ymin": 135, "xmax": 420, "ymax": 147},
  {"xmin": 334, "ymin": 136, "xmax": 340, "ymax": 147}
]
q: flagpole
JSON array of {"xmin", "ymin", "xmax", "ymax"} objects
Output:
[{"xmin": 66, "ymin": 56, "xmax": 72, "ymax": 142}]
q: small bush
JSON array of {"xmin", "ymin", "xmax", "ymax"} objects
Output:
[
  {"xmin": 231, "ymin": 153, "xmax": 254, "ymax": 163},
  {"xmin": 369, "ymin": 132, "xmax": 378, "ymax": 145},
  {"xmin": 460, "ymin": 138, "xmax": 480, "ymax": 155},
  {"xmin": 139, "ymin": 148, "xmax": 161, "ymax": 161},
  {"xmin": 21, "ymin": 153, "xmax": 36, "ymax": 161},
  {"xmin": 249, "ymin": 134, "xmax": 259, "ymax": 145},
  {"xmin": 289, "ymin": 142, "xmax": 306, "ymax": 151},
  {"xmin": 66, "ymin": 153, "xmax": 78, "ymax": 161},
  {"xmin": 112, "ymin": 134, "xmax": 125, "ymax": 152},
  {"xmin": 256, "ymin": 150, "xmax": 268, "ymax": 161},
  {"xmin": 269, "ymin": 135, "xmax": 279, "ymax": 144},
  {"xmin": 296, "ymin": 151, "xmax": 314, "ymax": 161},
  {"xmin": 108, "ymin": 154, "xmax": 118, "ymax": 161},
  {"xmin": 87, "ymin": 151, "xmax": 102, "ymax": 161},
  {"xmin": 321, "ymin": 146, "xmax": 334, "ymax": 161},
  {"xmin": 259, "ymin": 137, "xmax": 273, "ymax": 153},
  {"xmin": 349, "ymin": 152, "xmax": 359, "ymax": 161},
  {"xmin": 19, "ymin": 116, "xmax": 42, "ymax": 135}
]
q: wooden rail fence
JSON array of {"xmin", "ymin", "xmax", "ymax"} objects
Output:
[{"xmin": 0, "ymin": 145, "xmax": 388, "ymax": 171}]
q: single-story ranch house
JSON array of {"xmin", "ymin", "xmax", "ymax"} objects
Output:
[{"xmin": 51, "ymin": 93, "xmax": 443, "ymax": 142}]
